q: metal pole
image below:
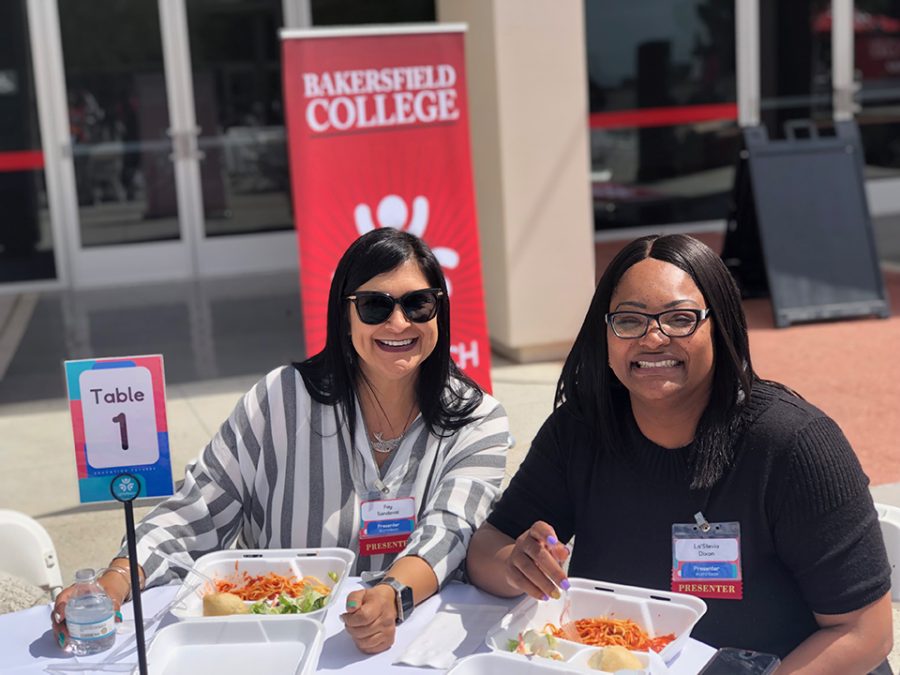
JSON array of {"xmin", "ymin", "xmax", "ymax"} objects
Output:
[
  {"xmin": 283, "ymin": 0, "xmax": 312, "ymax": 29},
  {"xmin": 831, "ymin": 0, "xmax": 856, "ymax": 121},
  {"xmin": 124, "ymin": 502, "xmax": 148, "ymax": 675},
  {"xmin": 736, "ymin": 0, "xmax": 761, "ymax": 127}
]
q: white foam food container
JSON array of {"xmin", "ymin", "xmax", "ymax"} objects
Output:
[
  {"xmin": 447, "ymin": 653, "xmax": 576, "ymax": 674},
  {"xmin": 485, "ymin": 577, "xmax": 706, "ymax": 668},
  {"xmin": 146, "ymin": 615, "xmax": 324, "ymax": 675},
  {"xmin": 169, "ymin": 547, "xmax": 355, "ymax": 622},
  {"xmin": 447, "ymin": 651, "xmax": 666, "ymax": 675}
]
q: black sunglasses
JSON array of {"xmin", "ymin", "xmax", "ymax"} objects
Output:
[{"xmin": 346, "ymin": 288, "xmax": 443, "ymax": 325}]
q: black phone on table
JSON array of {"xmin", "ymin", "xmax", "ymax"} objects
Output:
[{"xmin": 697, "ymin": 647, "xmax": 781, "ymax": 674}]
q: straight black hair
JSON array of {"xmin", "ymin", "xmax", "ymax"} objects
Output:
[
  {"xmin": 295, "ymin": 228, "xmax": 483, "ymax": 444},
  {"xmin": 557, "ymin": 234, "xmax": 756, "ymax": 489}
]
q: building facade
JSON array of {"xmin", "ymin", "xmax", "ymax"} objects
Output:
[{"xmin": 2, "ymin": 0, "xmax": 899, "ymax": 291}]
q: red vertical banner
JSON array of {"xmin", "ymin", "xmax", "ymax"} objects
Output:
[{"xmin": 282, "ymin": 26, "xmax": 492, "ymax": 391}]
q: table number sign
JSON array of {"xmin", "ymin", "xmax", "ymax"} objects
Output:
[{"xmin": 65, "ymin": 355, "xmax": 173, "ymax": 504}]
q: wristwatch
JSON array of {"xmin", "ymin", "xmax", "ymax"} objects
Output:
[{"xmin": 377, "ymin": 576, "xmax": 414, "ymax": 624}]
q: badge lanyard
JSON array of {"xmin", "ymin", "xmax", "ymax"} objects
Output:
[
  {"xmin": 671, "ymin": 492, "xmax": 743, "ymax": 600},
  {"xmin": 346, "ymin": 412, "xmax": 391, "ymax": 499},
  {"xmin": 347, "ymin": 419, "xmax": 443, "ymax": 557}
]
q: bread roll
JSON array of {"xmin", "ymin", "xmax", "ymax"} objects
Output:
[
  {"xmin": 202, "ymin": 592, "xmax": 250, "ymax": 616},
  {"xmin": 587, "ymin": 645, "xmax": 643, "ymax": 671}
]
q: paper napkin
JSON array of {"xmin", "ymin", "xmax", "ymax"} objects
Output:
[{"xmin": 394, "ymin": 603, "xmax": 509, "ymax": 670}]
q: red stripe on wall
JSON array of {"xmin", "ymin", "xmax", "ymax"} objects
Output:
[
  {"xmin": 0, "ymin": 150, "xmax": 45, "ymax": 172},
  {"xmin": 589, "ymin": 103, "xmax": 738, "ymax": 130}
]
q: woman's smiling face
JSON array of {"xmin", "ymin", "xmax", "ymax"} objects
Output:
[
  {"xmin": 606, "ymin": 258, "xmax": 715, "ymax": 409},
  {"xmin": 349, "ymin": 259, "xmax": 439, "ymax": 389}
]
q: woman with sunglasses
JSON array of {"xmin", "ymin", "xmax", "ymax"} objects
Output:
[
  {"xmin": 466, "ymin": 235, "xmax": 892, "ymax": 674},
  {"xmin": 51, "ymin": 228, "xmax": 509, "ymax": 655}
]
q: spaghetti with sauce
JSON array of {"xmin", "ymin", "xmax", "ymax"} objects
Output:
[
  {"xmin": 546, "ymin": 617, "xmax": 675, "ymax": 653},
  {"xmin": 212, "ymin": 569, "xmax": 331, "ymax": 602}
]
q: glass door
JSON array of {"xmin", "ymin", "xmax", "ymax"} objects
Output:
[
  {"xmin": 584, "ymin": 0, "xmax": 739, "ymax": 230},
  {"xmin": 756, "ymin": 1, "xmax": 900, "ymax": 181},
  {"xmin": 45, "ymin": 0, "xmax": 194, "ymax": 287},
  {"xmin": 0, "ymin": 0, "xmax": 58, "ymax": 287},
  {"xmin": 756, "ymin": 0, "xmax": 833, "ymax": 137},
  {"xmin": 188, "ymin": 0, "xmax": 292, "ymax": 238},
  {"xmin": 852, "ymin": 0, "xmax": 900, "ymax": 215},
  {"xmin": 185, "ymin": 0, "xmax": 298, "ymax": 277},
  {"xmin": 33, "ymin": 0, "xmax": 298, "ymax": 289}
]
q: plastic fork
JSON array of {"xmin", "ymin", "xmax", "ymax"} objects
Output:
[
  {"xmin": 558, "ymin": 584, "xmax": 578, "ymax": 642},
  {"xmin": 556, "ymin": 543, "xmax": 577, "ymax": 642},
  {"xmin": 149, "ymin": 546, "xmax": 217, "ymax": 588},
  {"xmin": 149, "ymin": 547, "xmax": 223, "ymax": 609}
]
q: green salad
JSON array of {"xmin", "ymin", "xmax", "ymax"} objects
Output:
[{"xmin": 249, "ymin": 586, "xmax": 329, "ymax": 614}]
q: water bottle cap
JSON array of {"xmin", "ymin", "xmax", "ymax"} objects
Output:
[{"xmin": 74, "ymin": 568, "xmax": 96, "ymax": 582}]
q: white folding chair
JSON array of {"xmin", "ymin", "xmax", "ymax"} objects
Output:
[
  {"xmin": 0, "ymin": 509, "xmax": 64, "ymax": 600},
  {"xmin": 875, "ymin": 502, "xmax": 900, "ymax": 602}
]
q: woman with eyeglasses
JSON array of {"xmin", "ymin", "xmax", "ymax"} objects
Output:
[
  {"xmin": 51, "ymin": 228, "xmax": 509, "ymax": 654},
  {"xmin": 466, "ymin": 234, "xmax": 892, "ymax": 674}
]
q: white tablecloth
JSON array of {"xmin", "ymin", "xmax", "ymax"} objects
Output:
[{"xmin": 0, "ymin": 579, "xmax": 716, "ymax": 674}]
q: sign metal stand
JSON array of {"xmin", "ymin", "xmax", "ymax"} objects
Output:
[
  {"xmin": 64, "ymin": 355, "xmax": 173, "ymax": 674},
  {"xmin": 110, "ymin": 473, "xmax": 147, "ymax": 675}
]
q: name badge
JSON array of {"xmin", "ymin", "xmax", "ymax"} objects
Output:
[
  {"xmin": 672, "ymin": 513, "xmax": 742, "ymax": 600},
  {"xmin": 359, "ymin": 497, "xmax": 416, "ymax": 557},
  {"xmin": 361, "ymin": 496, "xmax": 415, "ymax": 522}
]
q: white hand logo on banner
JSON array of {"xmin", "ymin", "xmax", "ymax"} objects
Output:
[{"xmin": 354, "ymin": 194, "xmax": 460, "ymax": 294}]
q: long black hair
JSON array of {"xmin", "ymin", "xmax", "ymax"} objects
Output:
[
  {"xmin": 295, "ymin": 227, "xmax": 483, "ymax": 443},
  {"xmin": 557, "ymin": 234, "xmax": 756, "ymax": 489}
]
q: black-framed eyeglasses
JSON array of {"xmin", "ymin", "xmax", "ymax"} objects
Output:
[
  {"xmin": 346, "ymin": 288, "xmax": 444, "ymax": 325},
  {"xmin": 605, "ymin": 308, "xmax": 711, "ymax": 339}
]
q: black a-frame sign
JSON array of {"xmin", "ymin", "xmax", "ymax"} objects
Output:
[{"xmin": 722, "ymin": 121, "xmax": 890, "ymax": 328}]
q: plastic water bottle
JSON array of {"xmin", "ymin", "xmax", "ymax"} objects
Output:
[{"xmin": 64, "ymin": 568, "xmax": 116, "ymax": 655}]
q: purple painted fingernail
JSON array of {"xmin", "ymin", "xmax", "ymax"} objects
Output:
[
  {"xmin": 560, "ymin": 578, "xmax": 570, "ymax": 591},
  {"xmin": 541, "ymin": 593, "xmax": 549, "ymax": 602},
  {"xmin": 546, "ymin": 535, "xmax": 558, "ymax": 546}
]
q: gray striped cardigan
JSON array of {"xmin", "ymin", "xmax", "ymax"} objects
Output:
[{"xmin": 120, "ymin": 366, "xmax": 509, "ymax": 588}]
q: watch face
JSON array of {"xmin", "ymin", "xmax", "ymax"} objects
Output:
[
  {"xmin": 382, "ymin": 577, "xmax": 414, "ymax": 623},
  {"xmin": 399, "ymin": 585, "xmax": 414, "ymax": 613}
]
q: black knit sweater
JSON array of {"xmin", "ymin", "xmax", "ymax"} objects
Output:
[{"xmin": 488, "ymin": 381, "xmax": 890, "ymax": 657}]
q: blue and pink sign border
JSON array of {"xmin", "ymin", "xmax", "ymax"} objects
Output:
[{"xmin": 64, "ymin": 355, "xmax": 174, "ymax": 504}]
